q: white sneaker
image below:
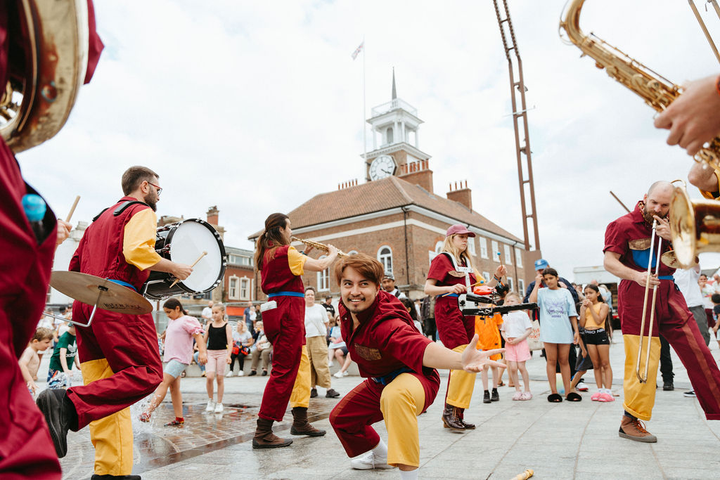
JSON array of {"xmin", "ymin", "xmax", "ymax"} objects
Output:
[
  {"xmin": 205, "ymin": 400, "xmax": 215, "ymax": 412},
  {"xmin": 342, "ymin": 371, "xmax": 349, "ymax": 377},
  {"xmin": 576, "ymin": 381, "xmax": 589, "ymax": 392},
  {"xmin": 237, "ymin": 370, "xmax": 244, "ymax": 377},
  {"xmin": 214, "ymin": 403, "xmax": 224, "ymax": 413},
  {"xmin": 350, "ymin": 451, "xmax": 395, "ymax": 470},
  {"xmin": 334, "ymin": 371, "xmax": 344, "ymax": 379},
  {"xmin": 225, "ymin": 371, "xmax": 234, "ymax": 377},
  {"xmin": 328, "ymin": 361, "xmax": 334, "ymax": 368}
]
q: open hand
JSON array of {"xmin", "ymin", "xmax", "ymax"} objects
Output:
[{"xmin": 461, "ymin": 334, "xmax": 506, "ymax": 372}]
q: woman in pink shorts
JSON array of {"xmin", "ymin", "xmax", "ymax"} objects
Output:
[
  {"xmin": 204, "ymin": 303, "xmax": 233, "ymax": 414},
  {"xmin": 500, "ymin": 293, "xmax": 533, "ymax": 401}
]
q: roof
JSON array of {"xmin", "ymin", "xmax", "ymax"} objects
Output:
[{"xmin": 250, "ymin": 176, "xmax": 522, "ymax": 243}]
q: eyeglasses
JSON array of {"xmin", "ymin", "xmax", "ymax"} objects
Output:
[{"xmin": 147, "ymin": 181, "xmax": 163, "ymax": 195}]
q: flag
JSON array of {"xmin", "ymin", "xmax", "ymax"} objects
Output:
[{"xmin": 351, "ymin": 41, "xmax": 364, "ymax": 60}]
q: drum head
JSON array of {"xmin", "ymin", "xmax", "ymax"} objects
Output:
[{"xmin": 168, "ymin": 220, "xmax": 225, "ymax": 292}]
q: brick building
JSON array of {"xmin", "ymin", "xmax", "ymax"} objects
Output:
[{"xmin": 250, "ymin": 75, "xmax": 538, "ymax": 301}]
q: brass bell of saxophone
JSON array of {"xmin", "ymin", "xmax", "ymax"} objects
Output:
[
  {"xmin": 0, "ymin": 0, "xmax": 90, "ymax": 153},
  {"xmin": 669, "ymin": 186, "xmax": 720, "ymax": 268}
]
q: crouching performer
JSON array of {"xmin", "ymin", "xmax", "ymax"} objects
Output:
[{"xmin": 329, "ymin": 253, "xmax": 503, "ymax": 479}]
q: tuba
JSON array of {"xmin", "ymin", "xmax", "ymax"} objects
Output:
[
  {"xmin": 559, "ymin": 0, "xmax": 720, "ymax": 174},
  {"xmin": 0, "ymin": 0, "xmax": 89, "ymax": 153}
]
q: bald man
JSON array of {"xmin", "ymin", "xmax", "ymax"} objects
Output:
[{"xmin": 604, "ymin": 181, "xmax": 720, "ymax": 443}]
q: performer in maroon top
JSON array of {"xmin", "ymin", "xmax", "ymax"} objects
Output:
[
  {"xmin": 604, "ymin": 181, "xmax": 720, "ymax": 443},
  {"xmin": 0, "ymin": 1, "xmax": 102, "ymax": 478},
  {"xmin": 330, "ymin": 253, "xmax": 503, "ymax": 476},
  {"xmin": 424, "ymin": 224, "xmax": 505, "ymax": 431},
  {"xmin": 252, "ymin": 213, "xmax": 339, "ymax": 448}
]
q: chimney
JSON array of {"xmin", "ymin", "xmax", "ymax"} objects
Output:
[
  {"xmin": 447, "ymin": 180, "xmax": 472, "ymax": 210},
  {"xmin": 338, "ymin": 179, "xmax": 358, "ymax": 190},
  {"xmin": 398, "ymin": 159, "xmax": 433, "ymax": 193},
  {"xmin": 206, "ymin": 206, "xmax": 219, "ymax": 226}
]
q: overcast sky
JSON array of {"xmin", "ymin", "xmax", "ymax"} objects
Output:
[{"xmin": 17, "ymin": 0, "xmax": 720, "ymax": 281}]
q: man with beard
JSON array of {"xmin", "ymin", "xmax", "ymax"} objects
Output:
[
  {"xmin": 329, "ymin": 253, "xmax": 503, "ymax": 479},
  {"xmin": 37, "ymin": 166, "xmax": 193, "ymax": 480},
  {"xmin": 603, "ymin": 180, "xmax": 720, "ymax": 444}
]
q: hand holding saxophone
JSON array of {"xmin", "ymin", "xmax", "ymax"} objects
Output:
[{"xmin": 654, "ymin": 75, "xmax": 720, "ymax": 157}]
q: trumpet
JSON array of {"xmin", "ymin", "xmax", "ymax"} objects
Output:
[{"xmin": 291, "ymin": 236, "xmax": 349, "ymax": 257}]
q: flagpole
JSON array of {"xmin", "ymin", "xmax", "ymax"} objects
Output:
[{"xmin": 362, "ymin": 35, "xmax": 367, "ymax": 170}]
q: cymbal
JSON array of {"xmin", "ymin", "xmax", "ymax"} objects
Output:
[{"xmin": 50, "ymin": 271, "xmax": 153, "ymax": 314}]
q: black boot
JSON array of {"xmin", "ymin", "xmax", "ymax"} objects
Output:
[
  {"xmin": 455, "ymin": 407, "xmax": 475, "ymax": 429},
  {"xmin": 36, "ymin": 389, "xmax": 78, "ymax": 458},
  {"xmin": 290, "ymin": 407, "xmax": 326, "ymax": 437},
  {"xmin": 491, "ymin": 388, "xmax": 499, "ymax": 402},
  {"xmin": 441, "ymin": 403, "xmax": 465, "ymax": 431},
  {"xmin": 252, "ymin": 417, "xmax": 293, "ymax": 449},
  {"xmin": 483, "ymin": 390, "xmax": 491, "ymax": 404}
]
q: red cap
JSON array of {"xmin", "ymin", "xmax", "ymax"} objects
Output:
[{"xmin": 446, "ymin": 224, "xmax": 475, "ymax": 237}]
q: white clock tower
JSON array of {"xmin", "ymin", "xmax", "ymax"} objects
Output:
[{"xmin": 365, "ymin": 70, "xmax": 430, "ymax": 181}]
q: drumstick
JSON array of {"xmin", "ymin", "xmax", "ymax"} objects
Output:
[
  {"xmin": 65, "ymin": 196, "xmax": 80, "ymax": 222},
  {"xmin": 169, "ymin": 251, "xmax": 207, "ymax": 288}
]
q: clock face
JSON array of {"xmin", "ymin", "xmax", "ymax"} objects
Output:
[{"xmin": 369, "ymin": 155, "xmax": 396, "ymax": 181}]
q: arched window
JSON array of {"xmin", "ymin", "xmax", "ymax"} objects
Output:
[
  {"xmin": 377, "ymin": 246, "xmax": 393, "ymax": 275},
  {"xmin": 386, "ymin": 127, "xmax": 394, "ymax": 144},
  {"xmin": 317, "ymin": 255, "xmax": 330, "ymax": 291}
]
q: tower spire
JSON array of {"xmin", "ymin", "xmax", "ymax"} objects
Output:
[{"xmin": 392, "ymin": 67, "xmax": 397, "ymax": 100}]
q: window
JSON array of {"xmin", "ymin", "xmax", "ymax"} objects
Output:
[
  {"xmin": 504, "ymin": 245, "xmax": 512, "ymax": 265},
  {"xmin": 491, "ymin": 241, "xmax": 500, "ymax": 262},
  {"xmin": 507, "ymin": 277, "xmax": 514, "ymax": 291},
  {"xmin": 387, "ymin": 127, "xmax": 394, "ymax": 144},
  {"xmin": 468, "ymin": 238, "xmax": 476, "ymax": 256},
  {"xmin": 240, "ymin": 278, "xmax": 250, "ymax": 300},
  {"xmin": 518, "ymin": 278, "xmax": 525, "ymax": 295},
  {"xmin": 515, "ymin": 247, "xmax": 523, "ymax": 267},
  {"xmin": 482, "ymin": 272, "xmax": 491, "ymax": 283},
  {"xmin": 378, "ymin": 246, "xmax": 393, "ymax": 275},
  {"xmin": 229, "ymin": 276, "xmax": 239, "ymax": 300},
  {"xmin": 479, "ymin": 237, "xmax": 488, "ymax": 259},
  {"xmin": 317, "ymin": 255, "xmax": 330, "ymax": 291}
]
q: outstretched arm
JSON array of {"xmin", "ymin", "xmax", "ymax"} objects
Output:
[{"xmin": 422, "ymin": 334, "xmax": 505, "ymax": 372}]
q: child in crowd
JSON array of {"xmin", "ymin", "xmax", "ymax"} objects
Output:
[
  {"xmin": 500, "ymin": 292, "xmax": 533, "ymax": 400},
  {"xmin": 712, "ymin": 294, "xmax": 720, "ymax": 350},
  {"xmin": 19, "ymin": 327, "xmax": 54, "ymax": 397},
  {"xmin": 228, "ymin": 320, "xmax": 253, "ymax": 377},
  {"xmin": 140, "ymin": 298, "xmax": 206, "ymax": 426},
  {"xmin": 580, "ymin": 284, "xmax": 614, "ymax": 402},
  {"xmin": 475, "ymin": 310, "xmax": 503, "ymax": 403},
  {"xmin": 204, "ymin": 302, "xmax": 233, "ymax": 413},
  {"xmin": 47, "ymin": 324, "xmax": 79, "ymax": 389},
  {"xmin": 249, "ymin": 321, "xmax": 272, "ymax": 376}
]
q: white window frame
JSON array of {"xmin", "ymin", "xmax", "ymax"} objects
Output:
[
  {"xmin": 229, "ymin": 275, "xmax": 240, "ymax": 300},
  {"xmin": 518, "ymin": 278, "xmax": 525, "ymax": 296},
  {"xmin": 515, "ymin": 247, "xmax": 523, "ymax": 267},
  {"xmin": 378, "ymin": 245, "xmax": 393, "ymax": 275},
  {"xmin": 507, "ymin": 277, "xmax": 514, "ymax": 292},
  {"xmin": 482, "ymin": 271, "xmax": 491, "ymax": 283},
  {"xmin": 491, "ymin": 241, "xmax": 500, "ymax": 262},
  {"xmin": 504, "ymin": 245, "xmax": 512, "ymax": 265},
  {"xmin": 468, "ymin": 237, "xmax": 476, "ymax": 256},
  {"xmin": 479, "ymin": 237, "xmax": 488, "ymax": 259},
  {"xmin": 240, "ymin": 277, "xmax": 250, "ymax": 300},
  {"xmin": 317, "ymin": 255, "xmax": 330, "ymax": 291}
]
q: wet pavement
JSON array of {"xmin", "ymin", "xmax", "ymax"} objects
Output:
[{"xmin": 49, "ymin": 335, "xmax": 720, "ymax": 479}]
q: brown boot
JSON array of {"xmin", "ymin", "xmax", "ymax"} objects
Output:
[
  {"xmin": 252, "ymin": 417, "xmax": 293, "ymax": 449},
  {"xmin": 442, "ymin": 403, "xmax": 465, "ymax": 431},
  {"xmin": 290, "ymin": 407, "xmax": 326, "ymax": 437},
  {"xmin": 455, "ymin": 407, "xmax": 475, "ymax": 429},
  {"xmin": 618, "ymin": 416, "xmax": 657, "ymax": 443}
]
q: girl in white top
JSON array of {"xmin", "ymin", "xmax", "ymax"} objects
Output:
[{"xmin": 500, "ymin": 292, "xmax": 534, "ymax": 400}]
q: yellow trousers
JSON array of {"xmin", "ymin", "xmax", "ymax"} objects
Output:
[
  {"xmin": 306, "ymin": 336, "xmax": 332, "ymax": 389},
  {"xmin": 81, "ymin": 358, "xmax": 133, "ymax": 476},
  {"xmin": 289, "ymin": 345, "xmax": 311, "ymax": 409},
  {"xmin": 446, "ymin": 344, "xmax": 476, "ymax": 409},
  {"xmin": 381, "ymin": 373, "xmax": 426, "ymax": 467},
  {"xmin": 623, "ymin": 335, "xmax": 661, "ymax": 421}
]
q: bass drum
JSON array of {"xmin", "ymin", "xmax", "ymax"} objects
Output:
[{"xmin": 143, "ymin": 218, "xmax": 227, "ymax": 300}]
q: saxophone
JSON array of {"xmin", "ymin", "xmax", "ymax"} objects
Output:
[
  {"xmin": 559, "ymin": 0, "xmax": 720, "ymax": 173},
  {"xmin": 0, "ymin": 0, "xmax": 89, "ymax": 153}
]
